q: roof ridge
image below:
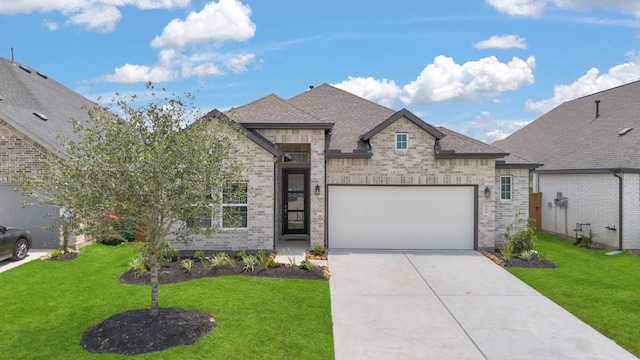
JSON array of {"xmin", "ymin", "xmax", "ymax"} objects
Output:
[{"xmin": 290, "ymin": 83, "xmax": 396, "ymax": 112}]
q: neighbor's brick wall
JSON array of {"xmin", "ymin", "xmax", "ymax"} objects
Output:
[
  {"xmin": 0, "ymin": 119, "xmax": 49, "ymax": 184},
  {"xmin": 170, "ymin": 135, "xmax": 276, "ymax": 251},
  {"xmin": 494, "ymin": 168, "xmax": 530, "ymax": 246},
  {"xmin": 327, "ymin": 116, "xmax": 498, "ymax": 249},
  {"xmin": 538, "ymin": 173, "xmax": 639, "ymax": 250},
  {"xmin": 256, "ymin": 129, "xmax": 326, "ymax": 248}
]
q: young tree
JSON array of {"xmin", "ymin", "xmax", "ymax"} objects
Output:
[{"xmin": 22, "ymin": 84, "xmax": 245, "ymax": 317}]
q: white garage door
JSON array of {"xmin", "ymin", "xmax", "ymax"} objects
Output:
[
  {"xmin": 329, "ymin": 186, "xmax": 475, "ymax": 250},
  {"xmin": 0, "ymin": 185, "xmax": 59, "ymax": 249}
]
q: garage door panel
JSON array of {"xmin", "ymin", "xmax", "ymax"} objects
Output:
[{"xmin": 329, "ymin": 186, "xmax": 474, "ymax": 250}]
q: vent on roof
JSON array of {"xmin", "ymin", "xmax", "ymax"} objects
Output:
[
  {"xmin": 618, "ymin": 127, "xmax": 633, "ymax": 136},
  {"xmin": 36, "ymin": 71, "xmax": 48, "ymax": 79},
  {"xmin": 33, "ymin": 112, "xmax": 48, "ymax": 121},
  {"xmin": 19, "ymin": 64, "xmax": 32, "ymax": 73}
]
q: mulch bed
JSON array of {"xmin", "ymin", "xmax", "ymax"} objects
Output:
[
  {"xmin": 119, "ymin": 259, "xmax": 327, "ymax": 285},
  {"xmin": 480, "ymin": 249, "xmax": 556, "ymax": 268},
  {"xmin": 80, "ymin": 308, "xmax": 215, "ymax": 355}
]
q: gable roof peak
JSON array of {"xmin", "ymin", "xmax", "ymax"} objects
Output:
[{"xmin": 360, "ymin": 108, "xmax": 445, "ymax": 142}]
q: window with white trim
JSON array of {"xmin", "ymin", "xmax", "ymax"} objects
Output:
[
  {"xmin": 187, "ymin": 183, "xmax": 248, "ymax": 229},
  {"xmin": 221, "ymin": 182, "xmax": 248, "ymax": 229},
  {"xmin": 500, "ymin": 176, "xmax": 512, "ymax": 201},
  {"xmin": 396, "ymin": 133, "xmax": 408, "ymax": 150}
]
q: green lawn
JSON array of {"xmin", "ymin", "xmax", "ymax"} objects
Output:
[
  {"xmin": 507, "ymin": 233, "xmax": 640, "ymax": 357},
  {"xmin": 0, "ymin": 244, "xmax": 334, "ymax": 359}
]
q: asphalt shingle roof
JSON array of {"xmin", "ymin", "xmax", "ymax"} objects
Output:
[
  {"xmin": 0, "ymin": 57, "xmax": 95, "ymax": 157},
  {"xmin": 493, "ymin": 80, "xmax": 640, "ymax": 171}
]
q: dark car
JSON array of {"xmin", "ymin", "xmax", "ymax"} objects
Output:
[{"xmin": 0, "ymin": 225, "xmax": 32, "ymax": 261}]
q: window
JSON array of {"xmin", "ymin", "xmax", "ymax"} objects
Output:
[
  {"xmin": 500, "ymin": 176, "xmax": 512, "ymax": 201},
  {"xmin": 396, "ymin": 133, "xmax": 408, "ymax": 150},
  {"xmin": 222, "ymin": 182, "xmax": 248, "ymax": 229},
  {"xmin": 284, "ymin": 152, "xmax": 309, "ymax": 163},
  {"xmin": 187, "ymin": 183, "xmax": 248, "ymax": 229}
]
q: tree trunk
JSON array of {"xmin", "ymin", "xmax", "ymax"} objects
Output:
[{"xmin": 149, "ymin": 248, "xmax": 159, "ymax": 318}]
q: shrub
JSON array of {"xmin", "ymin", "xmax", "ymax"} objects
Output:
[
  {"xmin": 520, "ymin": 249, "xmax": 535, "ymax": 261},
  {"xmin": 257, "ymin": 250, "xmax": 270, "ymax": 269},
  {"xmin": 164, "ymin": 246, "xmax": 180, "ymax": 262},
  {"xmin": 181, "ymin": 259, "xmax": 193, "ymax": 273},
  {"xmin": 128, "ymin": 255, "xmax": 147, "ymax": 274},
  {"xmin": 499, "ymin": 242, "xmax": 514, "ymax": 261},
  {"xmin": 242, "ymin": 254, "xmax": 259, "ymax": 272},
  {"xmin": 236, "ymin": 249, "xmax": 247, "ymax": 260},
  {"xmin": 504, "ymin": 214, "xmax": 537, "ymax": 253},
  {"xmin": 193, "ymin": 250, "xmax": 206, "ymax": 262},
  {"xmin": 580, "ymin": 232, "xmax": 595, "ymax": 248},
  {"xmin": 299, "ymin": 259, "xmax": 316, "ymax": 271},
  {"xmin": 50, "ymin": 249, "xmax": 63, "ymax": 259},
  {"xmin": 208, "ymin": 252, "xmax": 231, "ymax": 269},
  {"xmin": 312, "ymin": 245, "xmax": 325, "ymax": 256}
]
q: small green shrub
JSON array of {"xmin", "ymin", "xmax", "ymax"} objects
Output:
[
  {"xmin": 500, "ymin": 242, "xmax": 514, "ymax": 261},
  {"xmin": 580, "ymin": 232, "xmax": 595, "ymax": 248},
  {"xmin": 208, "ymin": 252, "xmax": 231, "ymax": 269},
  {"xmin": 536, "ymin": 251, "xmax": 548, "ymax": 262},
  {"xmin": 193, "ymin": 250, "xmax": 206, "ymax": 262},
  {"xmin": 165, "ymin": 246, "xmax": 180, "ymax": 262},
  {"xmin": 128, "ymin": 255, "xmax": 147, "ymax": 274},
  {"xmin": 299, "ymin": 259, "xmax": 316, "ymax": 271},
  {"xmin": 504, "ymin": 214, "xmax": 537, "ymax": 253},
  {"xmin": 266, "ymin": 259, "xmax": 281, "ymax": 268},
  {"xmin": 181, "ymin": 258, "xmax": 193, "ymax": 272},
  {"xmin": 236, "ymin": 249, "xmax": 247, "ymax": 260},
  {"xmin": 50, "ymin": 249, "xmax": 63, "ymax": 259},
  {"xmin": 312, "ymin": 245, "xmax": 325, "ymax": 256},
  {"xmin": 242, "ymin": 254, "xmax": 259, "ymax": 272},
  {"xmin": 257, "ymin": 250, "xmax": 270, "ymax": 269},
  {"xmin": 520, "ymin": 249, "xmax": 535, "ymax": 261}
]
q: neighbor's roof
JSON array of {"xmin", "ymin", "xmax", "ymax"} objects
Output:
[
  {"xmin": 0, "ymin": 57, "xmax": 95, "ymax": 158},
  {"xmin": 493, "ymin": 80, "xmax": 640, "ymax": 172}
]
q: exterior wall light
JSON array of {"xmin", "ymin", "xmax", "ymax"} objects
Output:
[
  {"xmin": 484, "ymin": 186, "xmax": 491, "ymax": 199},
  {"xmin": 315, "ymin": 184, "xmax": 321, "ymax": 195}
]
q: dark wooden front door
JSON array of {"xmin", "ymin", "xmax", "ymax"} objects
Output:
[{"xmin": 283, "ymin": 169, "xmax": 309, "ymax": 234}]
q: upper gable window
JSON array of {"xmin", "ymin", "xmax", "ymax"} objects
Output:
[{"xmin": 396, "ymin": 133, "xmax": 408, "ymax": 151}]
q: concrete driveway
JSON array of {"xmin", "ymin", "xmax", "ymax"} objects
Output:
[{"xmin": 329, "ymin": 250, "xmax": 637, "ymax": 360}]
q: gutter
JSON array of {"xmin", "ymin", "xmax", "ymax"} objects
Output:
[{"xmin": 611, "ymin": 171, "xmax": 623, "ymax": 251}]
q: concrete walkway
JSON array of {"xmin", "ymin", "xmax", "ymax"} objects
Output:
[
  {"xmin": 0, "ymin": 250, "xmax": 48, "ymax": 274},
  {"xmin": 329, "ymin": 250, "xmax": 637, "ymax": 360}
]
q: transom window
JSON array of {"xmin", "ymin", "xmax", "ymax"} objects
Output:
[
  {"xmin": 500, "ymin": 176, "xmax": 512, "ymax": 201},
  {"xmin": 284, "ymin": 152, "xmax": 309, "ymax": 163},
  {"xmin": 396, "ymin": 133, "xmax": 408, "ymax": 150}
]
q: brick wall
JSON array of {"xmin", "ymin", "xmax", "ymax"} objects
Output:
[
  {"xmin": 0, "ymin": 119, "xmax": 49, "ymax": 184},
  {"xmin": 170, "ymin": 135, "xmax": 276, "ymax": 251},
  {"xmin": 538, "ymin": 173, "xmax": 638, "ymax": 250},
  {"xmin": 494, "ymin": 168, "xmax": 530, "ymax": 246}
]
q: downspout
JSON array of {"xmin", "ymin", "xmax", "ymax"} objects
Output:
[
  {"xmin": 324, "ymin": 153, "xmax": 328, "ymax": 249},
  {"xmin": 612, "ymin": 171, "xmax": 623, "ymax": 251},
  {"xmin": 273, "ymin": 155, "xmax": 280, "ymax": 249}
]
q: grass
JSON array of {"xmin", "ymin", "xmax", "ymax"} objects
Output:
[
  {"xmin": 507, "ymin": 233, "xmax": 640, "ymax": 357},
  {"xmin": 0, "ymin": 244, "xmax": 334, "ymax": 359}
]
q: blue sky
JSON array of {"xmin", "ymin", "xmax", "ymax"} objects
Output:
[{"xmin": 2, "ymin": 0, "xmax": 640, "ymax": 143}]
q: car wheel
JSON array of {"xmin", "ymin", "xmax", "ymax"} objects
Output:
[{"xmin": 12, "ymin": 238, "xmax": 29, "ymax": 261}]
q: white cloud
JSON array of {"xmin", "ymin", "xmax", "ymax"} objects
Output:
[
  {"xmin": 332, "ymin": 77, "xmax": 402, "ymax": 107},
  {"xmin": 475, "ymin": 34, "xmax": 528, "ymax": 49},
  {"xmin": 463, "ymin": 111, "xmax": 532, "ymax": 143},
  {"xmin": 223, "ymin": 53, "xmax": 256, "ymax": 73},
  {"xmin": 400, "ymin": 55, "xmax": 536, "ymax": 105},
  {"xmin": 43, "ymin": 20, "xmax": 59, "ymax": 30},
  {"xmin": 487, "ymin": 0, "xmax": 640, "ymax": 17},
  {"xmin": 0, "ymin": 0, "xmax": 189, "ymax": 31},
  {"xmin": 151, "ymin": 0, "xmax": 256, "ymax": 49},
  {"xmin": 525, "ymin": 55, "xmax": 640, "ymax": 112},
  {"xmin": 485, "ymin": 0, "xmax": 547, "ymax": 16},
  {"xmin": 102, "ymin": 64, "xmax": 178, "ymax": 83}
]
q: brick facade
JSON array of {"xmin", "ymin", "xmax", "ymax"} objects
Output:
[
  {"xmin": 0, "ymin": 119, "xmax": 49, "ymax": 184},
  {"xmin": 536, "ymin": 173, "xmax": 638, "ymax": 250},
  {"xmin": 494, "ymin": 168, "xmax": 530, "ymax": 246}
]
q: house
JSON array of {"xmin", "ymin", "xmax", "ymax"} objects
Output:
[
  {"xmin": 493, "ymin": 80, "xmax": 640, "ymax": 251},
  {"xmin": 0, "ymin": 57, "xmax": 92, "ymax": 249},
  {"xmin": 175, "ymin": 84, "xmax": 538, "ymax": 252}
]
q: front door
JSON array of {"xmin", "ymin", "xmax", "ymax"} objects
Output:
[{"xmin": 283, "ymin": 169, "xmax": 309, "ymax": 234}]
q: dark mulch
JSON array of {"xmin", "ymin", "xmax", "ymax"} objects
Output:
[
  {"xmin": 119, "ymin": 259, "xmax": 326, "ymax": 285},
  {"xmin": 80, "ymin": 308, "xmax": 216, "ymax": 355},
  {"xmin": 45, "ymin": 251, "xmax": 79, "ymax": 261},
  {"xmin": 503, "ymin": 255, "xmax": 556, "ymax": 268}
]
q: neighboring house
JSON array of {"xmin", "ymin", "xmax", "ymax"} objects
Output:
[
  {"xmin": 0, "ymin": 57, "xmax": 92, "ymax": 249},
  {"xmin": 493, "ymin": 80, "xmax": 640, "ymax": 251},
  {"xmin": 175, "ymin": 84, "xmax": 538, "ymax": 252}
]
